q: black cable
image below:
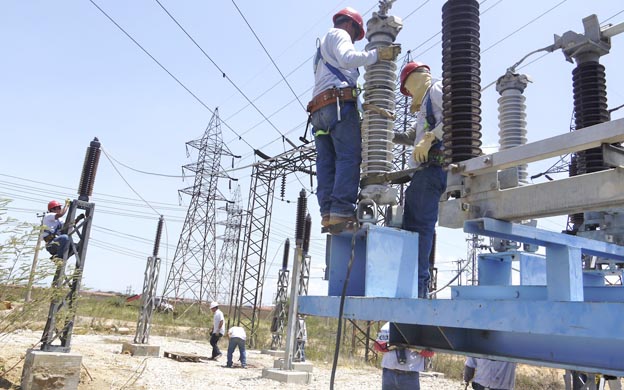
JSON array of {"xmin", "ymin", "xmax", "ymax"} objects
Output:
[
  {"xmin": 0, "ymin": 174, "xmax": 185, "ymax": 208},
  {"xmin": 87, "ymin": 0, "xmax": 255, "ymax": 151},
  {"xmin": 152, "ymin": 0, "xmax": 297, "ymax": 149},
  {"xmin": 482, "ymin": 0, "xmax": 569, "ymax": 54},
  {"xmin": 330, "ymin": 230, "xmax": 358, "ymax": 390},
  {"xmin": 231, "ymin": 0, "xmax": 307, "ymax": 113}
]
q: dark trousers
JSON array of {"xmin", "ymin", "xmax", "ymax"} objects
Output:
[
  {"xmin": 382, "ymin": 368, "xmax": 420, "ymax": 390},
  {"xmin": 473, "ymin": 382, "xmax": 505, "ymax": 390},
  {"xmin": 210, "ymin": 333, "xmax": 222, "ymax": 358},
  {"xmin": 402, "ymin": 165, "xmax": 447, "ymax": 298}
]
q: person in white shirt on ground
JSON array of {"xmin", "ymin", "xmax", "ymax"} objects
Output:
[
  {"xmin": 226, "ymin": 326, "xmax": 247, "ymax": 368},
  {"xmin": 209, "ymin": 301, "xmax": 225, "ymax": 359},
  {"xmin": 374, "ymin": 322, "xmax": 434, "ymax": 390},
  {"xmin": 463, "ymin": 357, "xmax": 517, "ymax": 390}
]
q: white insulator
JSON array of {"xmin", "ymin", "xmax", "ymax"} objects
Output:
[
  {"xmin": 497, "ymin": 88, "xmax": 528, "ymax": 184},
  {"xmin": 361, "ymin": 59, "xmax": 396, "ymax": 178},
  {"xmin": 359, "ymin": 10, "xmax": 402, "ymax": 205}
]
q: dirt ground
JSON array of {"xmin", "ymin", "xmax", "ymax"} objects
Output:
[{"xmin": 0, "ymin": 329, "xmax": 464, "ymax": 390}]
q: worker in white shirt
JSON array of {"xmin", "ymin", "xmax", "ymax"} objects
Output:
[
  {"xmin": 463, "ymin": 357, "xmax": 517, "ymax": 390},
  {"xmin": 226, "ymin": 326, "xmax": 247, "ymax": 368},
  {"xmin": 374, "ymin": 322, "xmax": 434, "ymax": 390}
]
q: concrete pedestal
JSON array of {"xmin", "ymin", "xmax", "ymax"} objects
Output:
[
  {"xmin": 272, "ymin": 358, "xmax": 314, "ymax": 372},
  {"xmin": 121, "ymin": 342, "xmax": 161, "ymax": 357},
  {"xmin": 261, "ymin": 349, "xmax": 285, "ymax": 358},
  {"xmin": 21, "ymin": 349, "xmax": 82, "ymax": 390},
  {"xmin": 262, "ymin": 368, "xmax": 311, "ymax": 384}
]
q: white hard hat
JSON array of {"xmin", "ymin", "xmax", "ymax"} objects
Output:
[{"xmin": 210, "ymin": 301, "xmax": 219, "ymax": 309}]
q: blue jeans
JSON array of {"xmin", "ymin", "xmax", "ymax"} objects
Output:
[
  {"xmin": 312, "ymin": 102, "xmax": 361, "ymax": 218},
  {"xmin": 295, "ymin": 340, "xmax": 306, "ymax": 362},
  {"xmin": 382, "ymin": 368, "xmax": 420, "ymax": 390},
  {"xmin": 402, "ymin": 165, "xmax": 447, "ymax": 298},
  {"xmin": 46, "ymin": 234, "xmax": 70, "ymax": 258},
  {"xmin": 227, "ymin": 337, "xmax": 246, "ymax": 367}
]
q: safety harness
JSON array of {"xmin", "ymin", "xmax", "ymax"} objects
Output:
[
  {"xmin": 422, "ymin": 89, "xmax": 445, "ymax": 166},
  {"xmin": 306, "ymin": 45, "xmax": 359, "ymax": 137}
]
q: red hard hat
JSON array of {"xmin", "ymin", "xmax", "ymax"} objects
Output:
[
  {"xmin": 48, "ymin": 200, "xmax": 62, "ymax": 211},
  {"xmin": 333, "ymin": 7, "xmax": 365, "ymax": 41},
  {"xmin": 400, "ymin": 61, "xmax": 431, "ymax": 96}
]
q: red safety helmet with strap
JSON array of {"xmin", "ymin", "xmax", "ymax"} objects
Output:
[
  {"xmin": 333, "ymin": 7, "xmax": 365, "ymax": 41},
  {"xmin": 48, "ymin": 200, "xmax": 62, "ymax": 212},
  {"xmin": 399, "ymin": 61, "xmax": 431, "ymax": 96}
]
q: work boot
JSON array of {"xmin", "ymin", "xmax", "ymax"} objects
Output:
[
  {"xmin": 321, "ymin": 215, "xmax": 330, "ymax": 228},
  {"xmin": 327, "ymin": 214, "xmax": 357, "ymax": 226}
]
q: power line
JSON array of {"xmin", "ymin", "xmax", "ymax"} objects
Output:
[
  {"xmin": 231, "ymin": 0, "xmax": 307, "ymax": 113},
  {"xmin": 481, "ymin": 0, "xmax": 569, "ymax": 54},
  {"xmin": 87, "ymin": 0, "xmax": 256, "ymax": 151},
  {"xmin": 152, "ymin": 0, "xmax": 298, "ymax": 150},
  {"xmin": 0, "ymin": 174, "xmax": 185, "ymax": 208}
]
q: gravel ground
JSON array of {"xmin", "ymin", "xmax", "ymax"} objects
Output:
[{"xmin": 0, "ymin": 329, "xmax": 465, "ymax": 389}]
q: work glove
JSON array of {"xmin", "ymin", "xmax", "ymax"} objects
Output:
[
  {"xmin": 419, "ymin": 349, "xmax": 435, "ymax": 358},
  {"xmin": 377, "ymin": 44, "xmax": 401, "ymax": 62},
  {"xmin": 412, "ymin": 132, "xmax": 436, "ymax": 163},
  {"xmin": 65, "ymin": 198, "xmax": 71, "ymax": 206}
]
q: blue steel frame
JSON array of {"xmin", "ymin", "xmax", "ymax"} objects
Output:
[{"xmin": 299, "ymin": 218, "xmax": 624, "ymax": 376}]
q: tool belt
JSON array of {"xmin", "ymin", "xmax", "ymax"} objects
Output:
[
  {"xmin": 43, "ymin": 234, "xmax": 55, "ymax": 244},
  {"xmin": 425, "ymin": 147, "xmax": 445, "ymax": 166},
  {"xmin": 306, "ymin": 87, "xmax": 357, "ymax": 114}
]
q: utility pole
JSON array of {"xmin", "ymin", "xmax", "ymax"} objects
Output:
[{"xmin": 25, "ymin": 212, "xmax": 45, "ymax": 302}]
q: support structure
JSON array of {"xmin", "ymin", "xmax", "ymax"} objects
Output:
[
  {"xmin": 269, "ymin": 239, "xmax": 290, "ymax": 350},
  {"xmin": 300, "ymin": 10, "xmax": 624, "ymax": 381},
  {"xmin": 228, "ymin": 146, "xmax": 315, "ymax": 348},
  {"xmin": 40, "ymin": 138, "xmax": 100, "ymax": 352},
  {"xmin": 217, "ymin": 186, "xmax": 244, "ymax": 306},
  {"xmin": 163, "ymin": 108, "xmax": 238, "ymax": 306},
  {"xmin": 133, "ymin": 215, "xmax": 164, "ymax": 345}
]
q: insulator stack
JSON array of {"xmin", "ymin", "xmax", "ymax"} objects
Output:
[
  {"xmin": 153, "ymin": 215, "xmax": 164, "ymax": 258},
  {"xmin": 280, "ymin": 175, "xmax": 286, "ymax": 200},
  {"xmin": 360, "ymin": 6, "xmax": 402, "ymax": 200},
  {"xmin": 295, "ymin": 189, "xmax": 307, "ymax": 244},
  {"xmin": 496, "ymin": 72, "xmax": 529, "ymax": 185},
  {"xmin": 441, "ymin": 0, "xmax": 482, "ymax": 163},
  {"xmin": 303, "ymin": 214, "xmax": 312, "ymax": 253},
  {"xmin": 572, "ymin": 61, "xmax": 609, "ymax": 174},
  {"xmin": 78, "ymin": 137, "xmax": 101, "ymax": 201},
  {"xmin": 282, "ymin": 238, "xmax": 290, "ymax": 270}
]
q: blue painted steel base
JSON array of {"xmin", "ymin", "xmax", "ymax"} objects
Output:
[
  {"xmin": 301, "ymin": 218, "xmax": 624, "ymax": 376},
  {"xmin": 326, "ymin": 224, "xmax": 419, "ymax": 298}
]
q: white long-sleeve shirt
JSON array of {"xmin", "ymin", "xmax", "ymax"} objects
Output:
[{"xmin": 312, "ymin": 28, "xmax": 377, "ymax": 97}]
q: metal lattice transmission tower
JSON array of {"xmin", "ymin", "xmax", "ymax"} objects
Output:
[
  {"xmin": 163, "ymin": 108, "xmax": 236, "ymax": 306},
  {"xmin": 228, "ymin": 146, "xmax": 316, "ymax": 348},
  {"xmin": 217, "ymin": 185, "xmax": 244, "ymax": 306},
  {"xmin": 465, "ymin": 234, "xmax": 483, "ymax": 285}
]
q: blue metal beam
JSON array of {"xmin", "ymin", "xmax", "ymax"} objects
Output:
[{"xmin": 298, "ymin": 296, "xmax": 624, "ymax": 375}]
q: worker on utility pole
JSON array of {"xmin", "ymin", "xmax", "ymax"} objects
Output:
[
  {"xmin": 393, "ymin": 61, "xmax": 447, "ymax": 299},
  {"xmin": 308, "ymin": 7, "xmax": 400, "ymax": 229},
  {"xmin": 42, "ymin": 199, "xmax": 71, "ymax": 260}
]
